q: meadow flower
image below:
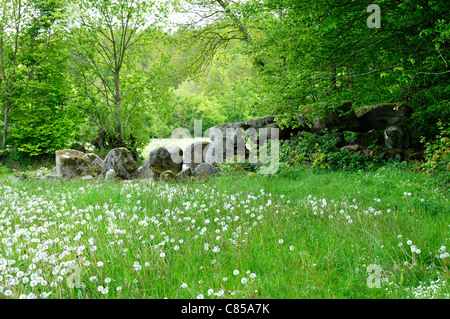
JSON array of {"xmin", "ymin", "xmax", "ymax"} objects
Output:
[
  {"xmin": 133, "ymin": 262, "xmax": 141, "ymax": 271},
  {"xmin": 208, "ymin": 289, "xmax": 214, "ymax": 295},
  {"xmin": 215, "ymin": 289, "xmax": 224, "ymax": 297},
  {"xmin": 160, "ymin": 252, "xmax": 166, "ymax": 258},
  {"xmin": 197, "ymin": 294, "xmax": 204, "ymax": 299},
  {"xmin": 181, "ymin": 283, "xmax": 188, "ymax": 289},
  {"xmin": 250, "ymin": 273, "xmax": 257, "ymax": 279},
  {"xmin": 97, "ymin": 261, "xmax": 104, "ymax": 267},
  {"xmin": 278, "ymin": 239, "xmax": 284, "ymax": 244},
  {"xmin": 233, "ymin": 270, "xmax": 239, "ymax": 276},
  {"xmin": 241, "ymin": 278, "xmax": 248, "ymax": 285}
]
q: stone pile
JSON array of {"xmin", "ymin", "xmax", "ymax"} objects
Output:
[{"xmin": 49, "ymin": 101, "xmax": 416, "ymax": 182}]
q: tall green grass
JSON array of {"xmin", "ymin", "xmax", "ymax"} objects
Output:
[{"xmin": 0, "ymin": 164, "xmax": 448, "ymax": 299}]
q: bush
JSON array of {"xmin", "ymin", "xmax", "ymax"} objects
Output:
[
  {"xmin": 280, "ymin": 130, "xmax": 342, "ymax": 166},
  {"xmin": 326, "ymin": 149, "xmax": 368, "ymax": 171},
  {"xmin": 421, "ymin": 121, "xmax": 450, "ymax": 174},
  {"xmin": 218, "ymin": 156, "xmax": 260, "ymax": 175},
  {"xmin": 9, "ymin": 106, "xmax": 75, "ymax": 157},
  {"xmin": 280, "ymin": 130, "xmax": 382, "ymax": 171}
]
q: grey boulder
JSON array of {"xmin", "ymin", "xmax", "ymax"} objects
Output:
[
  {"xmin": 145, "ymin": 147, "xmax": 182, "ymax": 175},
  {"xmin": 349, "ymin": 129, "xmax": 383, "ymax": 148},
  {"xmin": 85, "ymin": 153, "xmax": 104, "ymax": 176},
  {"xmin": 102, "ymin": 147, "xmax": 138, "ymax": 180},
  {"xmin": 105, "ymin": 168, "xmax": 117, "ymax": 180},
  {"xmin": 354, "ymin": 103, "xmax": 413, "ymax": 131},
  {"xmin": 384, "ymin": 125, "xmax": 410, "ymax": 149},
  {"xmin": 160, "ymin": 170, "xmax": 176, "ymax": 182},
  {"xmin": 55, "ymin": 149, "xmax": 95, "ymax": 179}
]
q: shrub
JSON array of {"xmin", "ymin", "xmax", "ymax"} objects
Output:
[
  {"xmin": 280, "ymin": 130, "xmax": 342, "ymax": 166},
  {"xmin": 326, "ymin": 149, "xmax": 367, "ymax": 171},
  {"xmin": 218, "ymin": 156, "xmax": 260, "ymax": 175},
  {"xmin": 280, "ymin": 130, "xmax": 384, "ymax": 171},
  {"xmin": 421, "ymin": 121, "xmax": 450, "ymax": 177}
]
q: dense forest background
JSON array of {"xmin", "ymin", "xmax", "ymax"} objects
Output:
[{"xmin": 0, "ymin": 0, "xmax": 449, "ymax": 165}]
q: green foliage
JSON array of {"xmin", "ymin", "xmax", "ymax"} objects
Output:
[
  {"xmin": 68, "ymin": 0, "xmax": 167, "ymax": 149},
  {"xmin": 280, "ymin": 130, "xmax": 341, "ymax": 166},
  {"xmin": 184, "ymin": 0, "xmax": 450, "ymax": 146},
  {"xmin": 326, "ymin": 149, "xmax": 367, "ymax": 171},
  {"xmin": 169, "ymin": 85, "xmax": 227, "ymax": 135},
  {"xmin": 0, "ymin": 162, "xmax": 11, "ymax": 178},
  {"xmin": 142, "ymin": 38, "xmax": 263, "ymax": 138},
  {"xmin": 409, "ymin": 100, "xmax": 450, "ymax": 145},
  {"xmin": 280, "ymin": 130, "xmax": 377, "ymax": 171},
  {"xmin": 10, "ymin": 116, "xmax": 72, "ymax": 156},
  {"xmin": 217, "ymin": 156, "xmax": 259, "ymax": 176},
  {"xmin": 12, "ymin": 166, "xmax": 52, "ymax": 179},
  {"xmin": 0, "ymin": 0, "xmax": 82, "ymax": 156},
  {"xmin": 421, "ymin": 121, "xmax": 450, "ymax": 174}
]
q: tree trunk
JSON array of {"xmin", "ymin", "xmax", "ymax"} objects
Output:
[
  {"xmin": 114, "ymin": 71, "xmax": 122, "ymax": 141},
  {"xmin": 2, "ymin": 104, "xmax": 8, "ymax": 150}
]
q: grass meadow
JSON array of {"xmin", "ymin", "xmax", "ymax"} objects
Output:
[{"xmin": 0, "ymin": 162, "xmax": 449, "ymax": 299}]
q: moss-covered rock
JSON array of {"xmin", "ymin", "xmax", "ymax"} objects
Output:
[
  {"xmin": 145, "ymin": 146, "xmax": 183, "ymax": 175},
  {"xmin": 85, "ymin": 153, "xmax": 104, "ymax": 176},
  {"xmin": 55, "ymin": 149, "xmax": 95, "ymax": 179},
  {"xmin": 176, "ymin": 167, "xmax": 193, "ymax": 182},
  {"xmin": 102, "ymin": 147, "xmax": 138, "ymax": 180},
  {"xmin": 349, "ymin": 129, "xmax": 383, "ymax": 148},
  {"xmin": 160, "ymin": 170, "xmax": 176, "ymax": 182},
  {"xmin": 354, "ymin": 103, "xmax": 413, "ymax": 131},
  {"xmin": 384, "ymin": 125, "xmax": 410, "ymax": 149}
]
